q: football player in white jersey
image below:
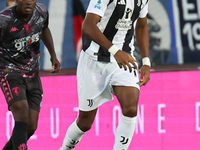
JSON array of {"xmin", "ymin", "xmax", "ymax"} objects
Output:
[{"xmin": 60, "ymin": 0, "xmax": 150, "ymax": 149}]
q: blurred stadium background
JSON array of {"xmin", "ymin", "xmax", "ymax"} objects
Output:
[{"xmin": 0, "ymin": 0, "xmax": 200, "ymax": 150}]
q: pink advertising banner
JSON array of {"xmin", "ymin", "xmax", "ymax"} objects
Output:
[{"xmin": 0, "ymin": 70, "xmax": 200, "ymax": 150}]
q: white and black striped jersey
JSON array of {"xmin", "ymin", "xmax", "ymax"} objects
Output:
[{"xmin": 82, "ymin": 0, "xmax": 150, "ymax": 62}]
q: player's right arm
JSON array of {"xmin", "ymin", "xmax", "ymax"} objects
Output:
[{"xmin": 82, "ymin": 13, "xmax": 137, "ymax": 72}]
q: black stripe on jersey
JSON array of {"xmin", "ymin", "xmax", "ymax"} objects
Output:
[
  {"xmin": 82, "ymin": 0, "xmax": 117, "ymax": 59},
  {"xmin": 98, "ymin": 0, "xmax": 126, "ymax": 62},
  {"xmin": 108, "ymin": 0, "xmax": 114, "ymax": 5},
  {"xmin": 82, "ymin": 33, "xmax": 92, "ymax": 52},
  {"xmin": 122, "ymin": 0, "xmax": 142, "ymax": 53}
]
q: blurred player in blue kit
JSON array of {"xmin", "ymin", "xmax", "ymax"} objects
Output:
[
  {"xmin": 0, "ymin": 0, "xmax": 60, "ymax": 149},
  {"xmin": 59, "ymin": 0, "xmax": 151, "ymax": 150}
]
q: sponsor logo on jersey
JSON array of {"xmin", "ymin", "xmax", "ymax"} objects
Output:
[
  {"xmin": 115, "ymin": 20, "xmax": 132, "ymax": 30},
  {"xmin": 94, "ymin": 0, "xmax": 101, "ymax": 9},
  {"xmin": 9, "ymin": 27, "xmax": 19, "ymax": 32},
  {"xmin": 24, "ymin": 24, "xmax": 31, "ymax": 33},
  {"xmin": 115, "ymin": 8, "xmax": 133, "ymax": 30},
  {"xmin": 14, "ymin": 33, "xmax": 40, "ymax": 51},
  {"xmin": 118, "ymin": 0, "xmax": 126, "ymax": 5}
]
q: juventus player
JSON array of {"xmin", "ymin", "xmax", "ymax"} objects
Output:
[
  {"xmin": 0, "ymin": 0, "xmax": 60, "ymax": 149},
  {"xmin": 60, "ymin": 0, "xmax": 150, "ymax": 149}
]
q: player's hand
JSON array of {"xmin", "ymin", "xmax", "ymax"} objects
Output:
[
  {"xmin": 139, "ymin": 65, "xmax": 150, "ymax": 86},
  {"xmin": 50, "ymin": 58, "xmax": 61, "ymax": 73},
  {"xmin": 114, "ymin": 50, "xmax": 138, "ymax": 72}
]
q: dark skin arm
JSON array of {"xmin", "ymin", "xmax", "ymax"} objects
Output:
[
  {"xmin": 135, "ymin": 17, "xmax": 150, "ymax": 86},
  {"xmin": 42, "ymin": 27, "xmax": 60, "ymax": 73},
  {"xmin": 82, "ymin": 13, "xmax": 137, "ymax": 72}
]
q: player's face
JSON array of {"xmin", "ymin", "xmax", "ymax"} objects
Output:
[{"xmin": 16, "ymin": 0, "xmax": 37, "ymax": 15}]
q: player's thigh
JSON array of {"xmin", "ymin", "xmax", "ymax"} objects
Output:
[
  {"xmin": 111, "ymin": 64, "xmax": 140, "ymax": 109},
  {"xmin": 113, "ymin": 86, "xmax": 139, "ymax": 117},
  {"xmin": 114, "ymin": 86, "xmax": 139, "ymax": 107},
  {"xmin": 10, "ymin": 100, "xmax": 29, "ymax": 122},
  {"xmin": 77, "ymin": 109, "xmax": 98, "ymax": 130}
]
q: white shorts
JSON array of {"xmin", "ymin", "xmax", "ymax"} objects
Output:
[{"xmin": 77, "ymin": 51, "xmax": 140, "ymax": 111}]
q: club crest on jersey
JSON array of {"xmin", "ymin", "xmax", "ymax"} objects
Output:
[
  {"xmin": 94, "ymin": 0, "xmax": 101, "ymax": 9},
  {"xmin": 24, "ymin": 24, "xmax": 31, "ymax": 33}
]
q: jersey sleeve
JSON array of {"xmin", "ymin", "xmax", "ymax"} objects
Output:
[
  {"xmin": 139, "ymin": 0, "xmax": 150, "ymax": 18},
  {"xmin": 86, "ymin": 0, "xmax": 110, "ymax": 17},
  {"xmin": 43, "ymin": 11, "xmax": 49, "ymax": 29},
  {"xmin": 36, "ymin": 3, "xmax": 49, "ymax": 29}
]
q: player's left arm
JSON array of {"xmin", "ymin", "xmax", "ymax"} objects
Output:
[
  {"xmin": 135, "ymin": 17, "xmax": 150, "ymax": 86},
  {"xmin": 42, "ymin": 27, "xmax": 60, "ymax": 73}
]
